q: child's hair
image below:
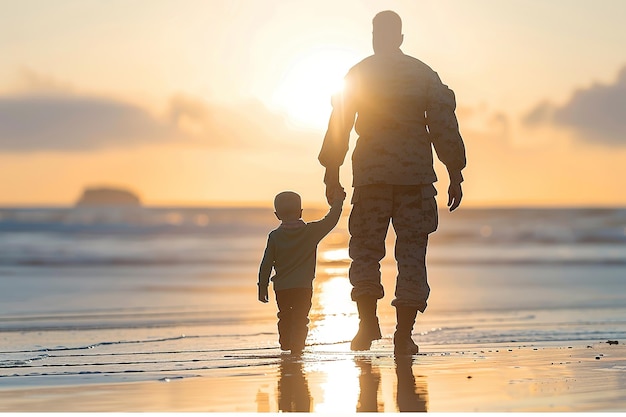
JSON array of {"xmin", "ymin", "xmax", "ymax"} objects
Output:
[{"xmin": 274, "ymin": 191, "xmax": 302, "ymax": 220}]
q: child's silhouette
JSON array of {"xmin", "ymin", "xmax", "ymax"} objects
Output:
[{"xmin": 258, "ymin": 189, "xmax": 345, "ymax": 355}]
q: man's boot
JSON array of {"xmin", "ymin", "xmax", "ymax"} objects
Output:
[
  {"xmin": 393, "ymin": 306, "xmax": 419, "ymax": 355},
  {"xmin": 351, "ymin": 297, "xmax": 382, "ymax": 351}
]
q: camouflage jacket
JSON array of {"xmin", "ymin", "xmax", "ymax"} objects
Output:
[{"xmin": 318, "ymin": 49, "xmax": 466, "ymax": 187}]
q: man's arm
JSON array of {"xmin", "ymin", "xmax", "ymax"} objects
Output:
[
  {"xmin": 318, "ymin": 78, "xmax": 357, "ymax": 204},
  {"xmin": 426, "ymin": 73, "xmax": 467, "ymax": 212}
]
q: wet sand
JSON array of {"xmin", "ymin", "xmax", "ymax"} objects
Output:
[{"xmin": 1, "ymin": 341, "xmax": 625, "ymax": 412}]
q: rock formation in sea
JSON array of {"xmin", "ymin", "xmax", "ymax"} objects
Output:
[{"xmin": 75, "ymin": 187, "xmax": 142, "ymax": 207}]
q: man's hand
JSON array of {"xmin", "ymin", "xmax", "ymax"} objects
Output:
[
  {"xmin": 333, "ymin": 187, "xmax": 347, "ymax": 203},
  {"xmin": 324, "ymin": 167, "xmax": 342, "ymax": 205},
  {"xmin": 327, "ymin": 183, "xmax": 345, "ymax": 205},
  {"xmin": 447, "ymin": 181, "xmax": 463, "ymax": 212},
  {"xmin": 258, "ymin": 285, "xmax": 269, "ymax": 303}
]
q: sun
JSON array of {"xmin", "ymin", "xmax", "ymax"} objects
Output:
[{"xmin": 271, "ymin": 46, "xmax": 362, "ymax": 130}]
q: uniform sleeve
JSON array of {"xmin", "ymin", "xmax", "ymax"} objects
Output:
[
  {"xmin": 318, "ymin": 71, "xmax": 357, "ymax": 169},
  {"xmin": 258, "ymin": 234, "xmax": 275, "ymax": 287},
  {"xmin": 426, "ymin": 72, "xmax": 467, "ymax": 183}
]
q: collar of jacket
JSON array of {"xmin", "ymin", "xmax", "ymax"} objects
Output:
[{"xmin": 279, "ymin": 219, "xmax": 306, "ymax": 229}]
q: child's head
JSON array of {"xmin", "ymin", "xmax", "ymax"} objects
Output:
[{"xmin": 274, "ymin": 191, "xmax": 302, "ymax": 221}]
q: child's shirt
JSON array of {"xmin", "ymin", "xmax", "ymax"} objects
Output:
[{"xmin": 258, "ymin": 201, "xmax": 343, "ymax": 291}]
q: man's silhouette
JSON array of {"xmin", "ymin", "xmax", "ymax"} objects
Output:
[{"xmin": 319, "ymin": 10, "xmax": 466, "ymax": 355}]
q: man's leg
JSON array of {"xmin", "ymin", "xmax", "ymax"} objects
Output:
[
  {"xmin": 348, "ymin": 185, "xmax": 393, "ymax": 350},
  {"xmin": 391, "ymin": 185, "xmax": 438, "ymax": 354}
]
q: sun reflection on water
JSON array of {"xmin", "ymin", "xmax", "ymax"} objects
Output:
[
  {"xmin": 307, "ymin": 359, "xmax": 360, "ymax": 413},
  {"xmin": 309, "ymin": 276, "xmax": 358, "ymax": 347},
  {"xmin": 304, "ymin": 247, "xmax": 362, "ymax": 411},
  {"xmin": 322, "ymin": 267, "xmax": 349, "ymax": 276},
  {"xmin": 321, "ymin": 248, "xmax": 350, "ymax": 262}
]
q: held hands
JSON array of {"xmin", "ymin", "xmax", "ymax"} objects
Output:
[
  {"xmin": 324, "ymin": 167, "xmax": 342, "ymax": 205},
  {"xmin": 325, "ymin": 184, "xmax": 342, "ymax": 205},
  {"xmin": 330, "ymin": 187, "xmax": 347, "ymax": 205},
  {"xmin": 257, "ymin": 284, "xmax": 268, "ymax": 303}
]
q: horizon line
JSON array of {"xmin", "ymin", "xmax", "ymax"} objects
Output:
[{"xmin": 1, "ymin": 202, "xmax": 626, "ymax": 210}]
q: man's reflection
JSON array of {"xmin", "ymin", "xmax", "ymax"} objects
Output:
[
  {"xmin": 395, "ymin": 355, "xmax": 428, "ymax": 412},
  {"xmin": 278, "ymin": 357, "xmax": 311, "ymax": 412},
  {"xmin": 355, "ymin": 357, "xmax": 382, "ymax": 412}
]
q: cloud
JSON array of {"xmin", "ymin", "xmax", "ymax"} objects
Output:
[
  {"xmin": 0, "ymin": 67, "xmax": 319, "ymax": 152},
  {"xmin": 0, "ymin": 89, "xmax": 312, "ymax": 153},
  {"xmin": 167, "ymin": 94, "xmax": 307, "ymax": 149},
  {"xmin": 13, "ymin": 67, "xmax": 75, "ymax": 95},
  {"xmin": 0, "ymin": 94, "xmax": 182, "ymax": 151},
  {"xmin": 523, "ymin": 66, "xmax": 626, "ymax": 145},
  {"xmin": 456, "ymin": 103, "xmax": 511, "ymax": 144}
]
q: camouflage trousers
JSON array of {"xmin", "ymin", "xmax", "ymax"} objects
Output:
[{"xmin": 348, "ymin": 184, "xmax": 438, "ymax": 312}]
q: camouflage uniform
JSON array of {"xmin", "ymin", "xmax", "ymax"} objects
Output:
[{"xmin": 318, "ymin": 49, "xmax": 466, "ymax": 312}]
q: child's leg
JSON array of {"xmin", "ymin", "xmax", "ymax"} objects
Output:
[
  {"xmin": 275, "ymin": 289, "xmax": 293, "ymax": 350},
  {"xmin": 290, "ymin": 288, "xmax": 313, "ymax": 354}
]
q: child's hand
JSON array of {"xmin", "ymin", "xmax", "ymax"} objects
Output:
[
  {"xmin": 331, "ymin": 188, "xmax": 346, "ymax": 205},
  {"xmin": 258, "ymin": 285, "xmax": 269, "ymax": 303}
]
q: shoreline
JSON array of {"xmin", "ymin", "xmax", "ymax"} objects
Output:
[{"xmin": 1, "ymin": 340, "xmax": 624, "ymax": 412}]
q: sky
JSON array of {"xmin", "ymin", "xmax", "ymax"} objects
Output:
[{"xmin": 2, "ymin": 0, "xmax": 626, "ymax": 208}]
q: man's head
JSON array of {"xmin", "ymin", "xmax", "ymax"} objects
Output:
[
  {"xmin": 372, "ymin": 10, "xmax": 403, "ymax": 54},
  {"xmin": 274, "ymin": 191, "xmax": 302, "ymax": 221}
]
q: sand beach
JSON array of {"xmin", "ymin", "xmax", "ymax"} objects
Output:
[
  {"xmin": 1, "ymin": 340, "xmax": 625, "ymax": 412},
  {"xmin": 4, "ymin": 1, "xmax": 626, "ymax": 412},
  {"xmin": 1, "ymin": 206, "xmax": 626, "ymax": 412}
]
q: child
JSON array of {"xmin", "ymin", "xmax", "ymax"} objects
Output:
[{"xmin": 258, "ymin": 189, "xmax": 346, "ymax": 355}]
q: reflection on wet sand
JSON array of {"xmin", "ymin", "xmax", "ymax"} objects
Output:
[
  {"xmin": 272, "ymin": 270, "xmax": 428, "ymax": 413},
  {"xmin": 277, "ymin": 357, "xmax": 311, "ymax": 412},
  {"xmin": 355, "ymin": 357, "xmax": 383, "ymax": 412},
  {"xmin": 270, "ymin": 355, "xmax": 428, "ymax": 412},
  {"xmin": 395, "ymin": 356, "xmax": 428, "ymax": 412},
  {"xmin": 355, "ymin": 356, "xmax": 428, "ymax": 412},
  {"xmin": 255, "ymin": 389, "xmax": 270, "ymax": 413}
]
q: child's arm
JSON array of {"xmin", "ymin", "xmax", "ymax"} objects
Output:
[
  {"xmin": 257, "ymin": 235, "xmax": 274, "ymax": 303},
  {"xmin": 309, "ymin": 188, "xmax": 346, "ymax": 238},
  {"xmin": 326, "ymin": 188, "xmax": 346, "ymax": 224}
]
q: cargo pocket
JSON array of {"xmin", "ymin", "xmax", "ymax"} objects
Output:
[
  {"xmin": 348, "ymin": 187, "xmax": 361, "ymax": 236},
  {"xmin": 421, "ymin": 184, "xmax": 438, "ymax": 234},
  {"xmin": 350, "ymin": 187, "xmax": 361, "ymax": 205}
]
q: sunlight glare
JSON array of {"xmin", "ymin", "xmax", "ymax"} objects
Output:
[
  {"xmin": 271, "ymin": 46, "xmax": 360, "ymax": 129},
  {"xmin": 321, "ymin": 248, "xmax": 349, "ymax": 262},
  {"xmin": 309, "ymin": 276, "xmax": 357, "ymax": 347},
  {"xmin": 323, "ymin": 267, "xmax": 349, "ymax": 276},
  {"xmin": 311, "ymin": 359, "xmax": 360, "ymax": 413}
]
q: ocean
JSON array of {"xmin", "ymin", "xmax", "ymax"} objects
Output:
[{"xmin": 1, "ymin": 205, "xmax": 625, "ymax": 395}]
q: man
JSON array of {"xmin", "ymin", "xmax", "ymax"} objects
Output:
[{"xmin": 318, "ymin": 10, "xmax": 466, "ymax": 355}]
